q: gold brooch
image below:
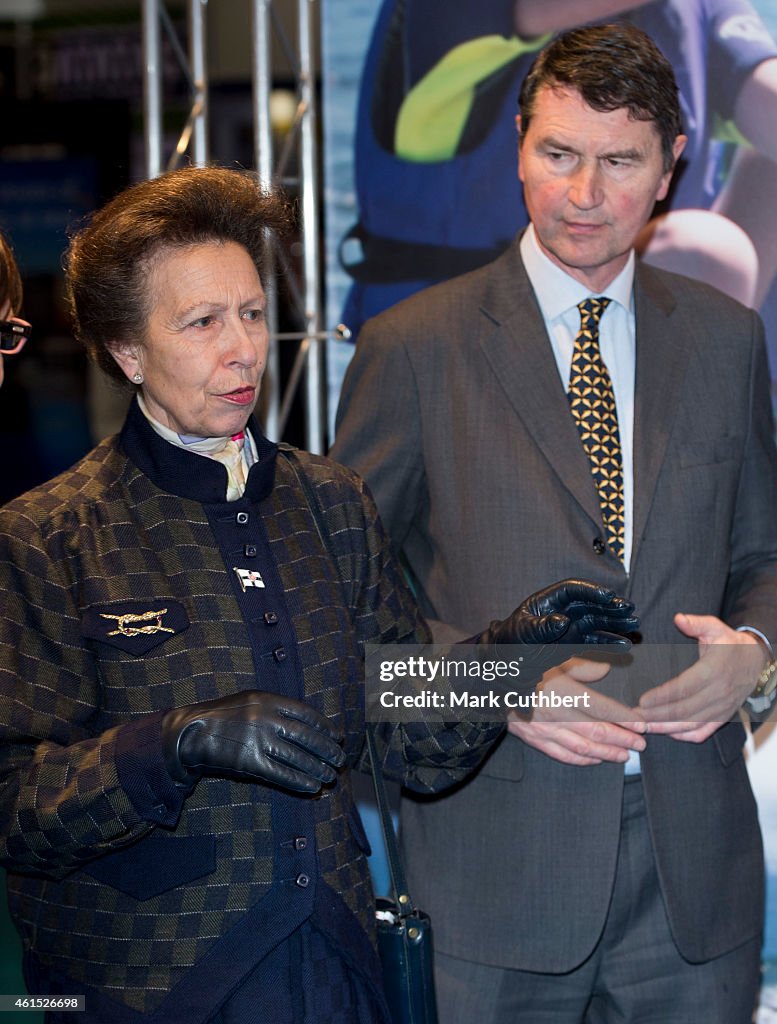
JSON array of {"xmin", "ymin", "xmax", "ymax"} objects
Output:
[{"xmin": 100, "ymin": 608, "xmax": 176, "ymax": 638}]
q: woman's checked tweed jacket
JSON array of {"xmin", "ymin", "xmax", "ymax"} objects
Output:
[{"xmin": 0, "ymin": 400, "xmax": 501, "ymax": 1022}]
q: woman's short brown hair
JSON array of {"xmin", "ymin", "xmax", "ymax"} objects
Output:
[
  {"xmin": 65, "ymin": 165, "xmax": 290, "ymax": 386},
  {"xmin": 0, "ymin": 232, "xmax": 23, "ymax": 318}
]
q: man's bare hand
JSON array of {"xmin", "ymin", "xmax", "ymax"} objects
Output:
[
  {"xmin": 638, "ymin": 613, "xmax": 766, "ymax": 743},
  {"xmin": 507, "ymin": 657, "xmax": 646, "ymax": 766}
]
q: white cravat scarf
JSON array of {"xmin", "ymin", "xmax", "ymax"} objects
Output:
[{"xmin": 137, "ymin": 394, "xmax": 254, "ymax": 501}]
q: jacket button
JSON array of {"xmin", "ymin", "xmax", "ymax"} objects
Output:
[
  {"xmin": 294, "ymin": 837, "xmax": 308, "ymax": 851},
  {"xmin": 593, "ymin": 536, "xmax": 606, "ymax": 555},
  {"xmin": 236, "ymin": 512, "xmax": 249, "ymax": 525},
  {"xmin": 244, "ymin": 544, "xmax": 257, "ymax": 557},
  {"xmin": 264, "ymin": 611, "xmax": 279, "ymax": 625},
  {"xmin": 295, "ymin": 873, "xmax": 310, "ymax": 888},
  {"xmin": 273, "ymin": 646, "xmax": 287, "ymax": 662}
]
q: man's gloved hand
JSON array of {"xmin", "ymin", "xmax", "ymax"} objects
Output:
[
  {"xmin": 162, "ymin": 691, "xmax": 346, "ymax": 794},
  {"xmin": 476, "ymin": 579, "xmax": 639, "ymax": 685}
]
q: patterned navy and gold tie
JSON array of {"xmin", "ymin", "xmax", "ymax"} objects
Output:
[{"xmin": 568, "ymin": 297, "xmax": 625, "ymax": 563}]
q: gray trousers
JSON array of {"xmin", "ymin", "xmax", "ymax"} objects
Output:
[{"xmin": 435, "ymin": 777, "xmax": 761, "ymax": 1024}]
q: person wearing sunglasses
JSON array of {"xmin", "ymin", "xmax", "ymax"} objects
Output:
[{"xmin": 0, "ymin": 232, "xmax": 29, "ymax": 388}]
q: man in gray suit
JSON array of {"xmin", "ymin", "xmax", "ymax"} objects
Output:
[{"xmin": 332, "ymin": 23, "xmax": 777, "ymax": 1024}]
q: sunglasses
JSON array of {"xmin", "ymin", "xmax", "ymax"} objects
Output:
[{"xmin": 0, "ymin": 318, "xmax": 31, "ymax": 356}]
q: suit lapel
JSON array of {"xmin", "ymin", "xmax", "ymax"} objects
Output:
[
  {"xmin": 630, "ymin": 262, "xmax": 691, "ymax": 574},
  {"xmin": 475, "ymin": 239, "xmax": 604, "ymax": 530},
  {"xmin": 475, "ymin": 247, "xmax": 694, "ymax": 577}
]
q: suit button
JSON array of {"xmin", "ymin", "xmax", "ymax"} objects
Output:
[
  {"xmin": 294, "ymin": 837, "xmax": 308, "ymax": 851},
  {"xmin": 236, "ymin": 512, "xmax": 249, "ymax": 525},
  {"xmin": 264, "ymin": 611, "xmax": 279, "ymax": 625},
  {"xmin": 244, "ymin": 544, "xmax": 257, "ymax": 557},
  {"xmin": 593, "ymin": 536, "xmax": 606, "ymax": 555},
  {"xmin": 273, "ymin": 646, "xmax": 287, "ymax": 662},
  {"xmin": 295, "ymin": 873, "xmax": 310, "ymax": 888}
]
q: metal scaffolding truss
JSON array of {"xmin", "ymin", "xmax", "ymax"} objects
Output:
[{"xmin": 140, "ymin": 0, "xmax": 337, "ymax": 453}]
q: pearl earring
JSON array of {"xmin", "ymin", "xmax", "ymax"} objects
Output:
[{"xmin": 132, "ymin": 372, "xmax": 144, "ymax": 384}]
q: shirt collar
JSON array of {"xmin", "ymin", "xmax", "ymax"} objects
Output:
[{"xmin": 520, "ymin": 223, "xmax": 635, "ymax": 320}]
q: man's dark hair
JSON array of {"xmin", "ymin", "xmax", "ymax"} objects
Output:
[
  {"xmin": 518, "ymin": 24, "xmax": 683, "ymax": 172},
  {"xmin": 65, "ymin": 165, "xmax": 290, "ymax": 387}
]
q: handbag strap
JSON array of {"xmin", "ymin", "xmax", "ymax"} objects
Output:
[
  {"xmin": 279, "ymin": 447, "xmax": 417, "ymax": 917},
  {"xmin": 278, "ymin": 445, "xmax": 351, "ymax": 609},
  {"xmin": 365, "ymin": 724, "xmax": 415, "ymax": 917}
]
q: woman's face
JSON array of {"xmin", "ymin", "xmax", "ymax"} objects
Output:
[{"xmin": 112, "ymin": 241, "xmax": 268, "ymax": 438}]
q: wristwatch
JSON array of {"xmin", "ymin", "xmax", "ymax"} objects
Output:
[
  {"xmin": 746, "ymin": 660, "xmax": 777, "ymax": 714},
  {"xmin": 738, "ymin": 626, "xmax": 777, "ymax": 714}
]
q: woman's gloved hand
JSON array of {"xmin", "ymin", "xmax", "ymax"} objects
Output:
[
  {"xmin": 162, "ymin": 691, "xmax": 346, "ymax": 793},
  {"xmin": 484, "ymin": 579, "xmax": 639, "ymax": 647}
]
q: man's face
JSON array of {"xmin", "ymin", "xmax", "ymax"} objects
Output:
[{"xmin": 517, "ymin": 85, "xmax": 686, "ymax": 292}]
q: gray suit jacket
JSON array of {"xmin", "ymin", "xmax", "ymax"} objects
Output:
[{"xmin": 332, "ymin": 236, "xmax": 777, "ymax": 972}]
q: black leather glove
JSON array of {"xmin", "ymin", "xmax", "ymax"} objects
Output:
[
  {"xmin": 484, "ymin": 579, "xmax": 639, "ymax": 647},
  {"xmin": 162, "ymin": 691, "xmax": 346, "ymax": 794},
  {"xmin": 475, "ymin": 578, "xmax": 639, "ymax": 683}
]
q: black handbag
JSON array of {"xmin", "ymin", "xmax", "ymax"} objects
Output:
[
  {"xmin": 283, "ymin": 451, "xmax": 439, "ymax": 1023},
  {"xmin": 366, "ymin": 726, "xmax": 439, "ymax": 1024}
]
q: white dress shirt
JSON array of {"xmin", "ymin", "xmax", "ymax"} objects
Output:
[
  {"xmin": 520, "ymin": 224, "xmax": 636, "ymax": 573},
  {"xmin": 520, "ymin": 226, "xmax": 641, "ymax": 772}
]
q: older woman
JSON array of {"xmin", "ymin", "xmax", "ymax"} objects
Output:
[
  {"xmin": 0, "ymin": 167, "xmax": 637, "ymax": 1024},
  {"xmin": 0, "ymin": 231, "xmax": 30, "ymax": 388}
]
